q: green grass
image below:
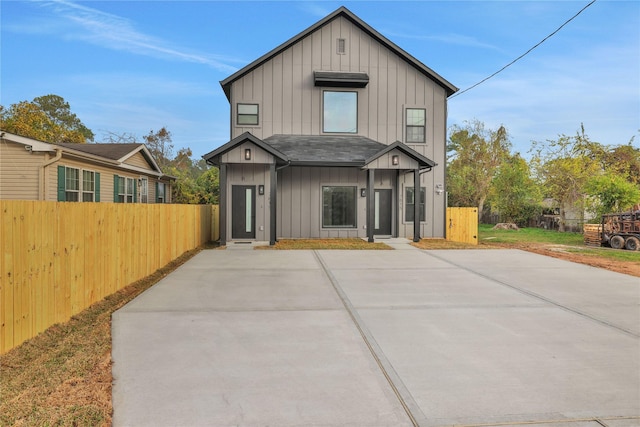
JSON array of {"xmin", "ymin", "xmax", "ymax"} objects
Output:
[
  {"xmin": 479, "ymin": 224, "xmax": 584, "ymax": 245},
  {"xmin": 479, "ymin": 223, "xmax": 640, "ymax": 265}
]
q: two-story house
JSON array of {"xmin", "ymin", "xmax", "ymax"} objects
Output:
[{"xmin": 203, "ymin": 6, "xmax": 457, "ymax": 245}]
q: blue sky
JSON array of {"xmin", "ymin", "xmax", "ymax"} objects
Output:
[{"xmin": 2, "ymin": 0, "xmax": 638, "ymax": 158}]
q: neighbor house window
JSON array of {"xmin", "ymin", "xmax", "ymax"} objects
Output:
[
  {"xmin": 139, "ymin": 177, "xmax": 148, "ymax": 203},
  {"xmin": 82, "ymin": 170, "xmax": 95, "ymax": 202},
  {"xmin": 65, "ymin": 167, "xmax": 80, "ymax": 201},
  {"xmin": 322, "ymin": 186, "xmax": 357, "ymax": 228},
  {"xmin": 405, "ymin": 187, "xmax": 426, "ymax": 222},
  {"xmin": 406, "ymin": 108, "xmax": 426, "ymax": 143},
  {"xmin": 323, "ymin": 91, "xmax": 357, "ymax": 133},
  {"xmin": 237, "ymin": 103, "xmax": 259, "ymax": 126},
  {"xmin": 157, "ymin": 182, "xmax": 165, "ymax": 203},
  {"xmin": 58, "ymin": 166, "xmax": 99, "ymax": 202},
  {"xmin": 115, "ymin": 176, "xmax": 136, "ymax": 203}
]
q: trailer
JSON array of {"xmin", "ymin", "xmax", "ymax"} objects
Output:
[{"xmin": 601, "ymin": 211, "xmax": 640, "ymax": 251}]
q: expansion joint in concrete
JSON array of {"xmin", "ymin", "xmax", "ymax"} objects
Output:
[{"xmin": 312, "ymin": 250, "xmax": 429, "ymax": 427}]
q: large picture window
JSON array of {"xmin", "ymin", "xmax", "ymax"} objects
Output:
[
  {"xmin": 406, "ymin": 108, "xmax": 426, "ymax": 143},
  {"xmin": 323, "ymin": 91, "xmax": 357, "ymax": 133},
  {"xmin": 405, "ymin": 187, "xmax": 426, "ymax": 222},
  {"xmin": 322, "ymin": 186, "xmax": 357, "ymax": 228}
]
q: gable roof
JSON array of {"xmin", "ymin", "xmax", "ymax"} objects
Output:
[
  {"xmin": 53, "ymin": 142, "xmax": 162, "ymax": 172},
  {"xmin": 220, "ymin": 6, "xmax": 458, "ymax": 100},
  {"xmin": 202, "ymin": 132, "xmax": 289, "ymax": 166},
  {"xmin": 54, "ymin": 143, "xmax": 144, "ymax": 161},
  {"xmin": 364, "ymin": 140, "xmax": 436, "ymax": 169}
]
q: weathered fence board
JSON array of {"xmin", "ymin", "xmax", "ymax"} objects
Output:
[
  {"xmin": 446, "ymin": 207, "xmax": 479, "ymax": 245},
  {"xmin": 0, "ymin": 201, "xmax": 217, "ymax": 354}
]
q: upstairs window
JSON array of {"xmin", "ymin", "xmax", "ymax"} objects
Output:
[
  {"xmin": 323, "ymin": 91, "xmax": 357, "ymax": 133},
  {"xmin": 406, "ymin": 108, "xmax": 426, "ymax": 143},
  {"xmin": 237, "ymin": 103, "xmax": 259, "ymax": 126}
]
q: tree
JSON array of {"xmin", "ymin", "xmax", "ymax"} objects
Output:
[
  {"xmin": 0, "ymin": 95, "xmax": 93, "ymax": 143},
  {"xmin": 447, "ymin": 120, "xmax": 511, "ymax": 220},
  {"xmin": 530, "ymin": 125, "xmax": 601, "ymax": 232},
  {"xmin": 489, "ymin": 154, "xmax": 542, "ymax": 225},
  {"xmin": 33, "ymin": 95, "xmax": 94, "ymax": 142},
  {"xmin": 584, "ymin": 172, "xmax": 640, "ymax": 218},
  {"xmin": 143, "ymin": 127, "xmax": 174, "ymax": 171}
]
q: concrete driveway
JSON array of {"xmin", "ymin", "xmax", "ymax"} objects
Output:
[{"xmin": 112, "ymin": 246, "xmax": 640, "ymax": 427}]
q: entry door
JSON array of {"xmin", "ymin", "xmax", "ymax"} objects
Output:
[
  {"xmin": 374, "ymin": 189, "xmax": 392, "ymax": 235},
  {"xmin": 232, "ymin": 185, "xmax": 256, "ymax": 239}
]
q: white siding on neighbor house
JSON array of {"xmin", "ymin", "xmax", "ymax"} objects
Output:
[{"xmin": 0, "ymin": 141, "xmax": 42, "ymax": 200}]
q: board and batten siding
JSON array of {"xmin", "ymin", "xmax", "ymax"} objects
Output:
[
  {"xmin": 225, "ymin": 163, "xmax": 272, "ymax": 241},
  {"xmin": 229, "ymin": 16, "xmax": 447, "ymax": 151},
  {"xmin": 0, "ymin": 141, "xmax": 42, "ymax": 200}
]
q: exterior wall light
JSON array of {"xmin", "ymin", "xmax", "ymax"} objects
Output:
[
  {"xmin": 392, "ymin": 155, "xmax": 399, "ymax": 166},
  {"xmin": 244, "ymin": 148, "xmax": 252, "ymax": 161}
]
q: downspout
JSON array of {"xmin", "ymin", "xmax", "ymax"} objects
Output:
[{"xmin": 40, "ymin": 149, "xmax": 63, "ymax": 200}]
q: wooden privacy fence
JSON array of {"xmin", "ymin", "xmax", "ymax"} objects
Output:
[
  {"xmin": 1, "ymin": 201, "xmax": 219, "ymax": 354},
  {"xmin": 446, "ymin": 207, "xmax": 478, "ymax": 245}
]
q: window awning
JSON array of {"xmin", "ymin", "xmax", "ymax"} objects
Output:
[{"xmin": 314, "ymin": 71, "xmax": 369, "ymax": 88}]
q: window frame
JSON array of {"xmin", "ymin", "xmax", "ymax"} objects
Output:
[
  {"xmin": 405, "ymin": 107, "xmax": 427, "ymax": 144},
  {"xmin": 157, "ymin": 182, "xmax": 165, "ymax": 203},
  {"xmin": 322, "ymin": 185, "xmax": 358, "ymax": 229},
  {"xmin": 117, "ymin": 176, "xmax": 136, "ymax": 203},
  {"xmin": 405, "ymin": 186, "xmax": 426, "ymax": 223},
  {"xmin": 82, "ymin": 170, "xmax": 95, "ymax": 202},
  {"xmin": 236, "ymin": 103, "xmax": 259, "ymax": 126},
  {"xmin": 65, "ymin": 166, "xmax": 80, "ymax": 202},
  {"xmin": 139, "ymin": 176, "xmax": 148, "ymax": 203},
  {"xmin": 323, "ymin": 90, "xmax": 358, "ymax": 134}
]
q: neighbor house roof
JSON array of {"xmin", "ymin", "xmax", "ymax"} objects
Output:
[
  {"xmin": 220, "ymin": 6, "xmax": 458, "ymax": 100},
  {"xmin": 0, "ymin": 130, "xmax": 172, "ymax": 179}
]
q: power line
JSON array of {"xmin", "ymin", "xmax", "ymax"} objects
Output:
[{"xmin": 450, "ymin": 0, "xmax": 597, "ymax": 99}]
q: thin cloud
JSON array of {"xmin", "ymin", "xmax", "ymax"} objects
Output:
[
  {"xmin": 30, "ymin": 0, "xmax": 240, "ymax": 73},
  {"xmin": 383, "ymin": 30, "xmax": 502, "ymax": 51}
]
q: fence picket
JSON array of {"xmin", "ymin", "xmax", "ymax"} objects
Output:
[{"xmin": 0, "ymin": 201, "xmax": 214, "ymax": 354}]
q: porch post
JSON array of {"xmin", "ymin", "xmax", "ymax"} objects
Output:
[
  {"xmin": 367, "ymin": 169, "xmax": 375, "ymax": 243},
  {"xmin": 219, "ymin": 163, "xmax": 227, "ymax": 246},
  {"xmin": 413, "ymin": 168, "xmax": 420, "ymax": 242},
  {"xmin": 270, "ymin": 163, "xmax": 277, "ymax": 246}
]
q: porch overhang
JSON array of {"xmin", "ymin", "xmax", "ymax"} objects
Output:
[{"xmin": 202, "ymin": 132, "xmax": 289, "ymax": 166}]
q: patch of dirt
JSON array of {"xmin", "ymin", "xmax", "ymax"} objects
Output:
[{"xmin": 497, "ymin": 242, "xmax": 640, "ymax": 277}]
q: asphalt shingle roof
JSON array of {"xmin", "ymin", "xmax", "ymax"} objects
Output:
[
  {"xmin": 263, "ymin": 135, "xmax": 386, "ymax": 165},
  {"xmin": 54, "ymin": 143, "xmax": 143, "ymax": 160}
]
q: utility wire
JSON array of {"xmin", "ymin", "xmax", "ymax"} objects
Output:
[{"xmin": 450, "ymin": 0, "xmax": 597, "ymax": 99}]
